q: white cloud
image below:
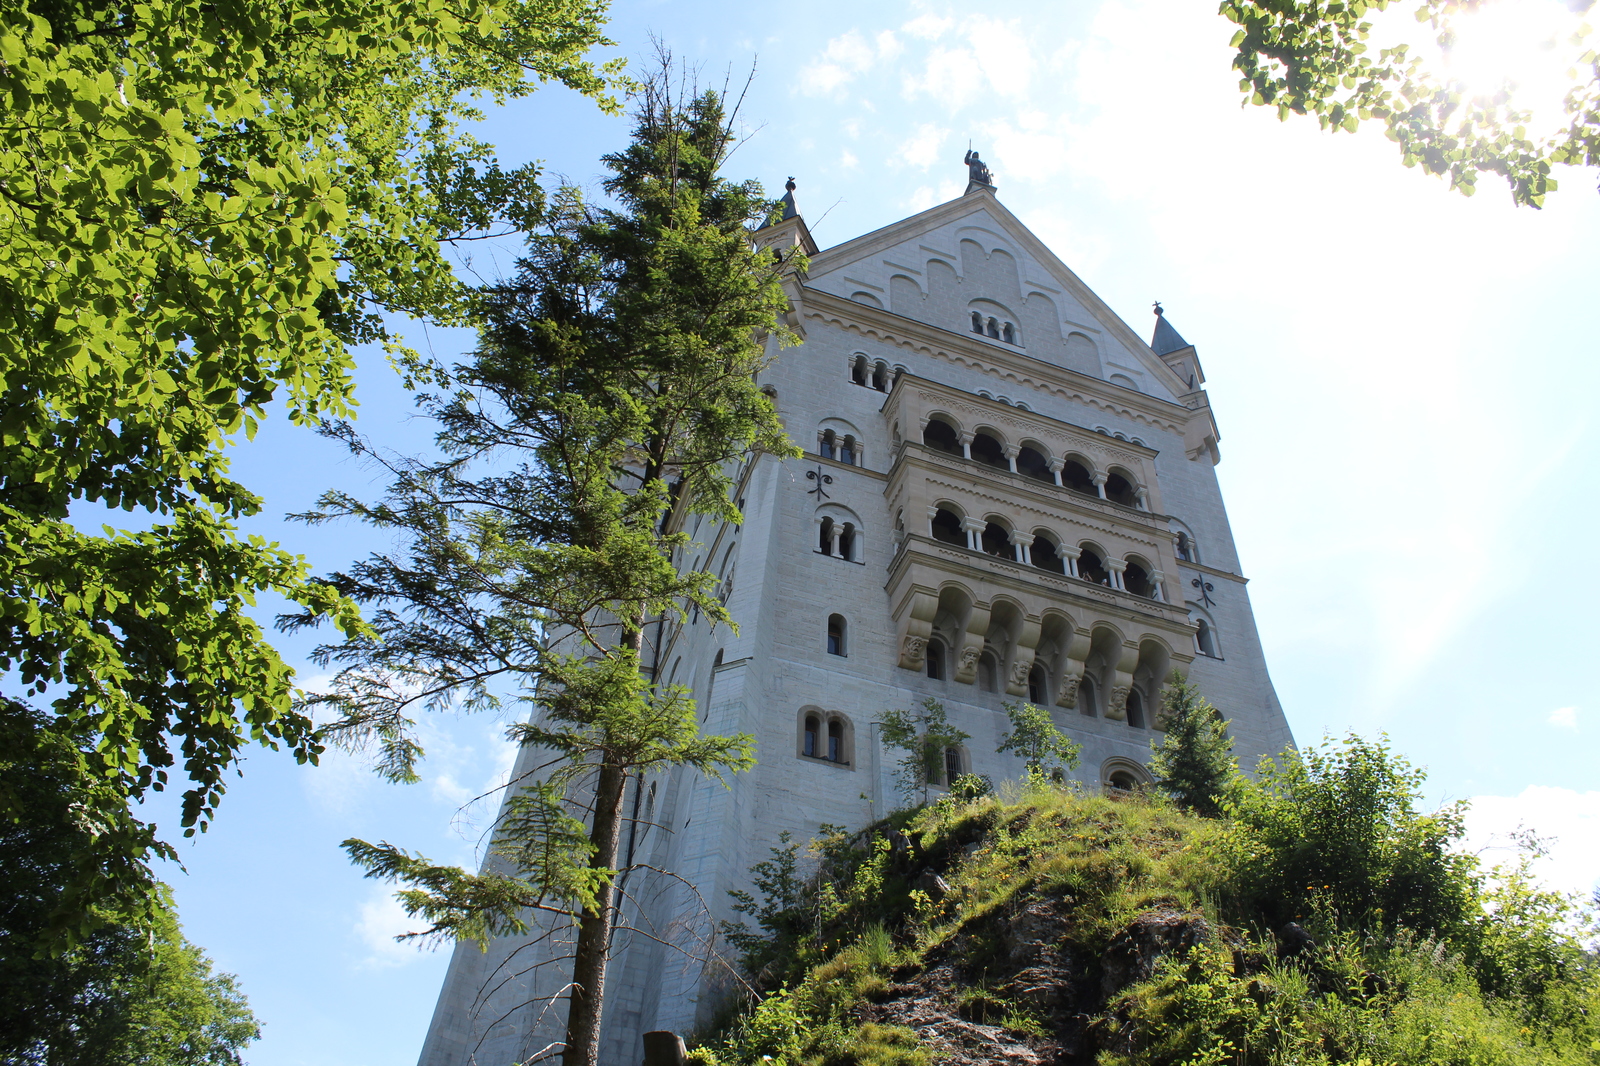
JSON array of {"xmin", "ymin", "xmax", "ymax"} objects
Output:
[
  {"xmin": 1548, "ymin": 706, "xmax": 1579, "ymax": 730},
  {"xmin": 896, "ymin": 122, "xmax": 949, "ymax": 170},
  {"xmin": 354, "ymin": 888, "xmax": 428, "ymax": 969},
  {"xmin": 875, "ymin": 30, "xmax": 903, "ymax": 63},
  {"xmin": 902, "ymin": 14, "xmax": 953, "ymax": 39},
  {"xmin": 840, "ymin": 149, "xmax": 859, "ymax": 170},
  {"xmin": 798, "ymin": 30, "xmax": 877, "ymax": 97},
  {"xmin": 1461, "ymin": 787, "xmax": 1600, "ymax": 900}
]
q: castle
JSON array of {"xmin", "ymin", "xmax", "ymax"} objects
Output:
[{"xmin": 417, "ymin": 158, "xmax": 1295, "ymax": 1065}]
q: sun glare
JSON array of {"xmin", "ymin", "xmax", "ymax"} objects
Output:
[{"xmin": 1440, "ymin": 0, "xmax": 1589, "ymax": 137}]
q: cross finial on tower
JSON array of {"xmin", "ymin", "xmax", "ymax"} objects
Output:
[{"xmin": 1153, "ymin": 300, "xmax": 1164, "ymax": 316}]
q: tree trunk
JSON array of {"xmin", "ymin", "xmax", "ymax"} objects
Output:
[{"xmin": 562, "ymin": 756, "xmax": 628, "ymax": 1066}]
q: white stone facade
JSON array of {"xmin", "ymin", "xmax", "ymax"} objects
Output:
[{"xmin": 416, "ymin": 186, "xmax": 1295, "ymax": 1066}]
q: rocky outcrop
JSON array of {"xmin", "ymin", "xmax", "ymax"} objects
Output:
[{"xmin": 850, "ymin": 898, "xmax": 1214, "ymax": 1065}]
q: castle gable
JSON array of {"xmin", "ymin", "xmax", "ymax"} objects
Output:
[{"xmin": 804, "ymin": 191, "xmax": 1182, "ymax": 401}]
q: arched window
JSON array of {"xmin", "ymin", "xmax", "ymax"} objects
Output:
[
  {"xmin": 986, "ymin": 317, "xmax": 1000, "ymax": 339},
  {"xmin": 1108, "ymin": 770, "xmax": 1139, "ymax": 792},
  {"xmin": 1126, "ymin": 689, "xmax": 1146, "ymax": 729},
  {"xmin": 838, "ymin": 523, "xmax": 857, "ymax": 562},
  {"xmin": 922, "ymin": 419, "xmax": 962, "ymax": 456},
  {"xmin": 1077, "ymin": 547, "xmax": 1110, "ymax": 586},
  {"xmin": 818, "ymin": 516, "xmax": 834, "ymax": 554},
  {"xmin": 828, "ymin": 720, "xmax": 844, "ymax": 762},
  {"xmin": 1060, "ymin": 460, "xmax": 1096, "ymax": 496},
  {"xmin": 1028, "ymin": 664, "xmax": 1047, "ymax": 705},
  {"xmin": 1016, "ymin": 446, "xmax": 1052, "ymax": 484},
  {"xmin": 820, "ymin": 429, "xmax": 837, "ymax": 461},
  {"xmin": 803, "ymin": 714, "xmax": 820, "ymax": 757},
  {"xmin": 1001, "ymin": 322, "xmax": 1015, "ymax": 344},
  {"xmin": 872, "ymin": 363, "xmax": 889, "ymax": 391},
  {"xmin": 1175, "ymin": 532, "xmax": 1195, "ymax": 563},
  {"xmin": 930, "ymin": 508, "xmax": 966, "ymax": 547},
  {"xmin": 1080, "ymin": 675, "xmax": 1099, "ymax": 717},
  {"xmin": 839, "ymin": 435, "xmax": 856, "ymax": 465},
  {"xmin": 926, "ymin": 639, "xmax": 945, "ymax": 680},
  {"xmin": 944, "ymin": 747, "xmax": 963, "ymax": 785},
  {"xmin": 1031, "ymin": 534, "xmax": 1064, "ymax": 574},
  {"xmin": 1104, "ymin": 471, "xmax": 1139, "ymax": 507},
  {"xmin": 827, "ymin": 614, "xmax": 846, "ymax": 657},
  {"xmin": 1123, "ymin": 559, "xmax": 1154, "ymax": 598},
  {"xmin": 978, "ymin": 650, "xmax": 999, "ymax": 693},
  {"xmin": 981, "ymin": 521, "xmax": 1014, "ymax": 560},
  {"xmin": 970, "ymin": 311, "xmax": 983, "ymax": 334},
  {"xmin": 969, "ymin": 432, "xmax": 1007, "ymax": 470},
  {"xmin": 851, "ymin": 355, "xmax": 868, "ymax": 386},
  {"xmin": 1195, "ymin": 618, "xmax": 1217, "ymax": 657}
]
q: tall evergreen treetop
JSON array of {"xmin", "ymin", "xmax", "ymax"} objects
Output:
[{"xmin": 1147, "ymin": 678, "xmax": 1237, "ymax": 817}]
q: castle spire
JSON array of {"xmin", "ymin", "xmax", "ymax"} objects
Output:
[
  {"xmin": 1149, "ymin": 301, "xmax": 1190, "ymax": 356},
  {"xmin": 754, "ymin": 175, "xmax": 817, "ymax": 257}
]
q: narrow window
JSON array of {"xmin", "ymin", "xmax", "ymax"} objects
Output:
[
  {"xmin": 838, "ymin": 523, "xmax": 856, "ymax": 562},
  {"xmin": 873, "ymin": 363, "xmax": 889, "ymax": 391},
  {"xmin": 840, "ymin": 435, "xmax": 855, "ymax": 465},
  {"xmin": 827, "ymin": 720, "xmax": 843, "ymax": 762},
  {"xmin": 944, "ymin": 747, "xmax": 962, "ymax": 786},
  {"xmin": 818, "ymin": 517, "xmax": 834, "ymax": 554},
  {"xmin": 926, "ymin": 640, "xmax": 945, "ymax": 680},
  {"xmin": 971, "ymin": 311, "xmax": 983, "ymax": 333},
  {"xmin": 1126, "ymin": 689, "xmax": 1146, "ymax": 729},
  {"xmin": 804, "ymin": 714, "xmax": 820, "ymax": 757},
  {"xmin": 1080, "ymin": 675, "xmax": 1098, "ymax": 717},
  {"xmin": 1196, "ymin": 619, "xmax": 1216, "ymax": 657},
  {"xmin": 1175, "ymin": 533, "xmax": 1193, "ymax": 562},
  {"xmin": 1028, "ymin": 664, "xmax": 1046, "ymax": 705},
  {"xmin": 986, "ymin": 317, "xmax": 999, "ymax": 339},
  {"xmin": 1001, "ymin": 322, "xmax": 1015, "ymax": 344},
  {"xmin": 851, "ymin": 355, "xmax": 867, "ymax": 386},
  {"xmin": 978, "ymin": 651, "xmax": 998, "ymax": 693},
  {"xmin": 827, "ymin": 614, "xmax": 846, "ymax": 657},
  {"xmin": 821, "ymin": 429, "xmax": 836, "ymax": 461}
]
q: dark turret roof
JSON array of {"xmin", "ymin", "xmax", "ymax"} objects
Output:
[
  {"xmin": 759, "ymin": 177, "xmax": 799, "ymax": 229},
  {"xmin": 1150, "ymin": 302, "xmax": 1190, "ymax": 355}
]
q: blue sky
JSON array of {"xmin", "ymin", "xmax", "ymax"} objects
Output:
[{"xmin": 139, "ymin": 1, "xmax": 1599, "ymax": 1063}]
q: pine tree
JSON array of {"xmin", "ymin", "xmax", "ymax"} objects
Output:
[
  {"xmin": 286, "ymin": 66, "xmax": 800, "ymax": 1066},
  {"xmin": 1147, "ymin": 679, "xmax": 1237, "ymax": 817}
]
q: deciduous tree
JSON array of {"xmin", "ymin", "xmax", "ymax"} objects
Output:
[
  {"xmin": 878, "ymin": 699, "xmax": 972, "ymax": 806},
  {"xmin": 1224, "ymin": 0, "xmax": 1598, "ymax": 206},
  {"xmin": 996, "ymin": 700, "xmax": 1082, "ymax": 782},
  {"xmin": 0, "ymin": 0, "xmax": 616, "ymax": 946}
]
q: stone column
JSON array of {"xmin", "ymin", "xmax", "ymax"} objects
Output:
[
  {"xmin": 958, "ymin": 431, "xmax": 975, "ymax": 460},
  {"xmin": 1149, "ymin": 569, "xmax": 1167, "ymax": 602},
  {"xmin": 1048, "ymin": 458, "xmax": 1064, "ymax": 486},
  {"xmin": 1003, "ymin": 445, "xmax": 1019, "ymax": 472},
  {"xmin": 1061, "ymin": 545, "xmax": 1082, "ymax": 579},
  {"xmin": 1135, "ymin": 488, "xmax": 1149, "ymax": 511},
  {"xmin": 1106, "ymin": 558, "xmax": 1127, "ymax": 590},
  {"xmin": 829, "ymin": 527, "xmax": 843, "ymax": 559},
  {"xmin": 960, "ymin": 517, "xmax": 985, "ymax": 552},
  {"xmin": 1009, "ymin": 529, "xmax": 1032, "ymax": 566},
  {"xmin": 1092, "ymin": 472, "xmax": 1108, "ymax": 499}
]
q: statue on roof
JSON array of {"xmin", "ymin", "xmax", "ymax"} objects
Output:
[{"xmin": 964, "ymin": 149, "xmax": 993, "ymax": 187}]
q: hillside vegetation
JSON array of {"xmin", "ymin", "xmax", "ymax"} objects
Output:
[{"xmin": 690, "ymin": 737, "xmax": 1598, "ymax": 1066}]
